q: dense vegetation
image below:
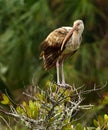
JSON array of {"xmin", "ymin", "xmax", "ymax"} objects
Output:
[{"xmin": 0, "ymin": 0, "xmax": 108, "ymax": 129}]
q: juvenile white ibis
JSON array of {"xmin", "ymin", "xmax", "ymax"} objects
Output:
[{"xmin": 40, "ymin": 20, "xmax": 84, "ymax": 87}]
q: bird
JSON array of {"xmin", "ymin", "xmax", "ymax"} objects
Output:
[{"xmin": 40, "ymin": 20, "xmax": 84, "ymax": 87}]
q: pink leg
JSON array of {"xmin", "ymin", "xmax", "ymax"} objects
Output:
[
  {"xmin": 56, "ymin": 60, "xmax": 71, "ymax": 88},
  {"xmin": 56, "ymin": 60, "xmax": 60, "ymax": 85},
  {"xmin": 61, "ymin": 61, "xmax": 65, "ymax": 84},
  {"xmin": 61, "ymin": 61, "xmax": 71, "ymax": 88}
]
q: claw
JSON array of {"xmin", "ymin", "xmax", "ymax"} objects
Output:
[{"xmin": 57, "ymin": 83, "xmax": 72, "ymax": 88}]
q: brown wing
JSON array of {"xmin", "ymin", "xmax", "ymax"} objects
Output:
[{"xmin": 40, "ymin": 27, "xmax": 69, "ymax": 70}]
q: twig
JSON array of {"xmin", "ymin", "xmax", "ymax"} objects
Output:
[
  {"xmin": 78, "ymin": 104, "xmax": 94, "ymax": 109},
  {"xmin": 0, "ymin": 115, "xmax": 12, "ymax": 130},
  {"xmin": 0, "ymin": 109, "xmax": 20, "ymax": 118},
  {"xmin": 82, "ymin": 81, "xmax": 107, "ymax": 95},
  {"xmin": 23, "ymin": 92, "xmax": 50, "ymax": 111},
  {"xmin": 0, "ymin": 108, "xmax": 38, "ymax": 125},
  {"xmin": 5, "ymin": 89, "xmax": 17, "ymax": 106}
]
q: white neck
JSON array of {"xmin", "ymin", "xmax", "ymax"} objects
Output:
[
  {"xmin": 72, "ymin": 31, "xmax": 81, "ymax": 44},
  {"xmin": 63, "ymin": 29, "xmax": 83, "ymax": 53}
]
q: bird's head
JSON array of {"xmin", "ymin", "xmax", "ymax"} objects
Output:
[
  {"xmin": 61, "ymin": 20, "xmax": 84, "ymax": 51},
  {"xmin": 73, "ymin": 20, "xmax": 84, "ymax": 34}
]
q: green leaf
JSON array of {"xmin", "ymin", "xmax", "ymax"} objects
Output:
[
  {"xmin": 96, "ymin": 127, "xmax": 101, "ymax": 130},
  {"xmin": 62, "ymin": 123, "xmax": 73, "ymax": 130},
  {"xmin": 93, "ymin": 119, "xmax": 99, "ymax": 127},
  {"xmin": 0, "ymin": 94, "xmax": 10, "ymax": 105},
  {"xmin": 97, "ymin": 115, "xmax": 104, "ymax": 126},
  {"xmin": 104, "ymin": 114, "xmax": 108, "ymax": 122},
  {"xmin": 75, "ymin": 123, "xmax": 83, "ymax": 130}
]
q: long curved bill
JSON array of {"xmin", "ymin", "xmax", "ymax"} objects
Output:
[{"xmin": 61, "ymin": 24, "xmax": 78, "ymax": 51}]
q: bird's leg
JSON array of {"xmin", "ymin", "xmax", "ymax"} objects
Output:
[
  {"xmin": 61, "ymin": 60, "xmax": 72, "ymax": 88},
  {"xmin": 61, "ymin": 60, "xmax": 65, "ymax": 84},
  {"xmin": 56, "ymin": 60, "xmax": 71, "ymax": 88},
  {"xmin": 56, "ymin": 60, "xmax": 60, "ymax": 85}
]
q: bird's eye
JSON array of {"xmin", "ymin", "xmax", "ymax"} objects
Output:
[{"xmin": 77, "ymin": 23, "xmax": 80, "ymax": 26}]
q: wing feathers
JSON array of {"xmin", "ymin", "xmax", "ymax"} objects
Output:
[{"xmin": 40, "ymin": 27, "xmax": 71, "ymax": 70}]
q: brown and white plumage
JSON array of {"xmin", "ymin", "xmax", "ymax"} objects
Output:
[
  {"xmin": 40, "ymin": 20, "xmax": 84, "ymax": 87},
  {"xmin": 40, "ymin": 27, "xmax": 70, "ymax": 69}
]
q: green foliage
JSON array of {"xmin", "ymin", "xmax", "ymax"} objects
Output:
[
  {"xmin": 0, "ymin": 0, "xmax": 54, "ymax": 90},
  {"xmin": 0, "ymin": 82, "xmax": 108, "ymax": 130},
  {"xmin": 0, "ymin": 93, "xmax": 10, "ymax": 105},
  {"xmin": 0, "ymin": 0, "xmax": 108, "ymax": 92},
  {"xmin": 17, "ymin": 100, "xmax": 41, "ymax": 118},
  {"xmin": 0, "ymin": 0, "xmax": 108, "ymax": 129},
  {"xmin": 93, "ymin": 114, "xmax": 108, "ymax": 129},
  {"xmin": 15, "ymin": 82, "xmax": 76, "ymax": 129}
]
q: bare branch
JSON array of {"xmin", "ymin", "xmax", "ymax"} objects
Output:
[
  {"xmin": 0, "ymin": 82, "xmax": 106, "ymax": 129},
  {"xmin": 82, "ymin": 81, "xmax": 107, "ymax": 95},
  {"xmin": 0, "ymin": 115, "xmax": 12, "ymax": 130}
]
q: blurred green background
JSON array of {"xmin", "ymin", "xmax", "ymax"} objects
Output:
[{"xmin": 0, "ymin": 0, "xmax": 108, "ymax": 99}]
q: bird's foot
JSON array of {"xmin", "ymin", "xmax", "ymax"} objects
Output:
[{"xmin": 57, "ymin": 83, "xmax": 72, "ymax": 88}]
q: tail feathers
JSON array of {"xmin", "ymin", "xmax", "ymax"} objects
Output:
[
  {"xmin": 43, "ymin": 53, "xmax": 58, "ymax": 70},
  {"xmin": 42, "ymin": 50, "xmax": 60, "ymax": 70},
  {"xmin": 40, "ymin": 42, "xmax": 62, "ymax": 70}
]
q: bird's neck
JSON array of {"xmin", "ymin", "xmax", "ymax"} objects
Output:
[
  {"xmin": 72, "ymin": 31, "xmax": 81, "ymax": 44},
  {"xmin": 73, "ymin": 30, "xmax": 82, "ymax": 37},
  {"xmin": 63, "ymin": 30, "xmax": 82, "ymax": 53}
]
